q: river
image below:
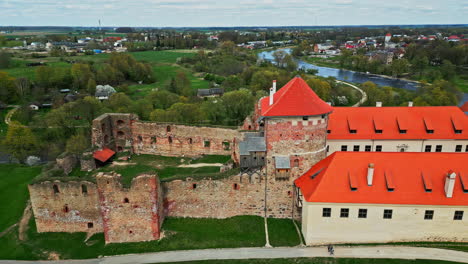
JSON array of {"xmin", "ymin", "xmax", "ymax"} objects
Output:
[{"xmin": 258, "ymin": 49, "xmax": 468, "ymax": 105}]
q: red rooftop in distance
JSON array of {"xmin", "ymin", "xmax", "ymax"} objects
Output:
[
  {"xmin": 295, "ymin": 152, "xmax": 468, "ymax": 206},
  {"xmin": 93, "ymin": 148, "xmax": 115, "ymax": 163},
  {"xmin": 260, "ymin": 76, "xmax": 333, "ymax": 117}
]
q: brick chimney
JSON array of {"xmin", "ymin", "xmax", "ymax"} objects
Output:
[
  {"xmin": 444, "ymin": 171, "xmax": 456, "ymax": 198},
  {"xmin": 376, "ymin": 102, "xmax": 382, "ymax": 107},
  {"xmin": 272, "ymin": 80, "xmax": 277, "ymax": 93},
  {"xmin": 367, "ymin": 163, "xmax": 375, "ymax": 186}
]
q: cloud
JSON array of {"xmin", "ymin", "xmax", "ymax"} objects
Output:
[{"xmin": 0, "ymin": 0, "xmax": 466, "ymax": 26}]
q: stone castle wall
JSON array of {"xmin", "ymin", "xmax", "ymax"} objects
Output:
[
  {"xmin": 28, "ymin": 181, "xmax": 103, "ymax": 234},
  {"xmin": 96, "ymin": 173, "xmax": 163, "ymax": 243},
  {"xmin": 163, "ymin": 172, "xmax": 300, "ymax": 219},
  {"xmin": 92, "ymin": 113, "xmax": 243, "ymax": 158},
  {"xmin": 131, "ymin": 122, "xmax": 242, "ymax": 157},
  {"xmin": 29, "ymin": 173, "xmax": 163, "ymax": 244},
  {"xmin": 265, "ymin": 116, "xmax": 329, "ymax": 179}
]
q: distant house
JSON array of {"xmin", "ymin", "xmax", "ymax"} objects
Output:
[
  {"xmin": 197, "ymin": 88, "xmax": 224, "ymax": 98},
  {"xmin": 448, "ymin": 35, "xmax": 461, "ymax": 42},
  {"xmin": 95, "ymin": 85, "xmax": 116, "ymax": 100},
  {"xmin": 366, "ymin": 51, "xmax": 394, "ymax": 65}
]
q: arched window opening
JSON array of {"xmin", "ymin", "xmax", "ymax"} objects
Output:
[
  {"xmin": 123, "ymin": 198, "xmax": 129, "ymax": 203},
  {"xmin": 81, "ymin": 184, "xmax": 88, "ymax": 195},
  {"xmin": 151, "ymin": 137, "xmax": 157, "ymax": 144},
  {"xmin": 188, "ymin": 138, "xmax": 193, "ymax": 144},
  {"xmin": 166, "ymin": 125, "xmax": 171, "ymax": 132},
  {"xmin": 117, "ymin": 131, "xmax": 125, "ymax": 138},
  {"xmin": 63, "ymin": 205, "xmax": 69, "ymax": 213},
  {"xmin": 192, "ymin": 183, "xmax": 197, "ymax": 189}
]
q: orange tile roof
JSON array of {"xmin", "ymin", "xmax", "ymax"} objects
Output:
[
  {"xmin": 93, "ymin": 148, "xmax": 115, "ymax": 162},
  {"xmin": 260, "ymin": 77, "xmax": 333, "ymax": 117},
  {"xmin": 460, "ymin": 102, "xmax": 468, "ymax": 112},
  {"xmin": 328, "ymin": 106, "xmax": 468, "ymax": 140},
  {"xmin": 295, "ymin": 152, "xmax": 468, "ymax": 206}
]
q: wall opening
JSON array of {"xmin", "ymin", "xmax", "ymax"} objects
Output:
[
  {"xmin": 188, "ymin": 138, "xmax": 193, "ymax": 144},
  {"xmin": 166, "ymin": 125, "xmax": 171, "ymax": 132},
  {"xmin": 137, "ymin": 135, "xmax": 143, "ymax": 142},
  {"xmin": 116, "ymin": 120, "xmax": 125, "ymax": 126},
  {"xmin": 87, "ymin": 222, "xmax": 94, "ymax": 228},
  {"xmin": 117, "ymin": 131, "xmax": 125, "ymax": 138},
  {"xmin": 123, "ymin": 198, "xmax": 129, "ymax": 203},
  {"xmin": 63, "ymin": 205, "xmax": 69, "ymax": 213},
  {"xmin": 192, "ymin": 183, "xmax": 197, "ymax": 189},
  {"xmin": 223, "ymin": 141, "xmax": 230, "ymax": 150},
  {"xmin": 233, "ymin": 183, "xmax": 239, "ymax": 190},
  {"xmin": 101, "ymin": 123, "xmax": 105, "ymax": 131},
  {"xmin": 104, "ymin": 135, "xmax": 109, "ymax": 144},
  {"xmin": 151, "ymin": 137, "xmax": 157, "ymax": 144},
  {"xmin": 168, "ymin": 136, "xmax": 173, "ymax": 144},
  {"xmin": 248, "ymin": 125, "xmax": 252, "ymax": 130},
  {"xmin": 117, "ymin": 146, "xmax": 123, "ymax": 152},
  {"xmin": 293, "ymin": 159, "xmax": 299, "ymax": 167},
  {"xmin": 53, "ymin": 184, "xmax": 60, "ymax": 194},
  {"xmin": 81, "ymin": 184, "xmax": 88, "ymax": 195},
  {"xmin": 204, "ymin": 140, "xmax": 211, "ymax": 148}
]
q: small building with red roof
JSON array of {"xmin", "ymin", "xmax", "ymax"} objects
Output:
[{"xmin": 295, "ymin": 152, "xmax": 468, "ymax": 245}]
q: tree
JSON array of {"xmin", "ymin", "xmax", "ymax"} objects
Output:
[
  {"xmin": 390, "ymin": 59, "xmax": 409, "ymax": 77},
  {"xmin": 75, "ymin": 96, "xmax": 103, "ymax": 123},
  {"xmin": 169, "ymin": 71, "xmax": 192, "ymax": 96},
  {"xmin": 221, "ymin": 89, "xmax": 254, "ymax": 125},
  {"xmin": 65, "ymin": 133, "xmax": 89, "ymax": 155},
  {"xmin": 106, "ymin": 92, "xmax": 133, "ymax": 113},
  {"xmin": 272, "ymin": 50, "xmax": 288, "ymax": 68},
  {"xmin": 0, "ymin": 71, "xmax": 17, "ymax": 103},
  {"xmin": 1, "ymin": 121, "xmax": 39, "ymax": 162},
  {"xmin": 440, "ymin": 60, "xmax": 456, "ymax": 80},
  {"xmin": 87, "ymin": 79, "xmax": 97, "ymax": 95},
  {"xmin": 307, "ymin": 78, "xmax": 331, "ymax": 101},
  {"xmin": 0, "ymin": 51, "xmax": 11, "ymax": 69},
  {"xmin": 71, "ymin": 63, "xmax": 94, "ymax": 90},
  {"xmin": 412, "ymin": 55, "xmax": 429, "ymax": 78},
  {"xmin": 15, "ymin": 77, "xmax": 30, "ymax": 98},
  {"xmin": 148, "ymin": 90, "xmax": 180, "ymax": 110}
]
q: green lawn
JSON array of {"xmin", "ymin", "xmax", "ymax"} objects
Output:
[
  {"xmin": 453, "ymin": 76, "xmax": 468, "ymax": 93},
  {"xmin": 0, "ymin": 164, "xmax": 42, "ymax": 231},
  {"xmin": 60, "ymin": 154, "xmax": 234, "ymax": 186},
  {"xmin": 163, "ymin": 259, "xmax": 462, "ymax": 264},
  {"xmin": 267, "ymin": 218, "xmax": 301, "ymax": 247},
  {"xmin": 0, "ymin": 216, "xmax": 265, "ymax": 260}
]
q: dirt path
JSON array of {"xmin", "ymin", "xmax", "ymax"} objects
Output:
[
  {"xmin": 336, "ymin": 80, "xmax": 368, "ymax": 107},
  {"xmin": 0, "ymin": 223, "xmax": 18, "ymax": 239},
  {"xmin": 18, "ymin": 200, "xmax": 32, "ymax": 241},
  {"xmin": 4, "ymin": 106, "xmax": 20, "ymax": 125},
  {"xmin": 178, "ymin": 163, "xmax": 223, "ymax": 168}
]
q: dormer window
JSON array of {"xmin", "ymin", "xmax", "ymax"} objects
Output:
[
  {"xmin": 426, "ymin": 129, "xmax": 434, "ymax": 134},
  {"xmin": 327, "ymin": 130, "xmax": 331, "ymax": 134},
  {"xmin": 455, "ymin": 129, "xmax": 462, "ymax": 134},
  {"xmin": 350, "ymin": 130, "xmax": 357, "ymax": 134},
  {"xmin": 375, "ymin": 129, "xmax": 382, "ymax": 134},
  {"xmin": 399, "ymin": 129, "xmax": 407, "ymax": 134}
]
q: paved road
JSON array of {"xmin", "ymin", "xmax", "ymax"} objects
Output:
[
  {"xmin": 336, "ymin": 80, "xmax": 368, "ymax": 107},
  {"xmin": 2, "ymin": 246, "xmax": 468, "ymax": 264}
]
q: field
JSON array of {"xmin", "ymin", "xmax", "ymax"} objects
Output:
[
  {"xmin": 0, "ymin": 164, "xmax": 42, "ymax": 231},
  {"xmin": 3, "ymin": 50, "xmax": 210, "ymax": 99}
]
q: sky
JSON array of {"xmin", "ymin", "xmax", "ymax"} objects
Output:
[{"xmin": 0, "ymin": 0, "xmax": 467, "ymax": 27}]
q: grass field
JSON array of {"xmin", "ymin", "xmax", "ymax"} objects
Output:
[
  {"xmin": 0, "ymin": 216, "xmax": 266, "ymax": 260},
  {"xmin": 0, "ymin": 164, "xmax": 42, "ymax": 231},
  {"xmin": 267, "ymin": 218, "xmax": 301, "ymax": 247},
  {"xmin": 163, "ymin": 259, "xmax": 462, "ymax": 264},
  {"xmin": 61, "ymin": 154, "xmax": 234, "ymax": 186}
]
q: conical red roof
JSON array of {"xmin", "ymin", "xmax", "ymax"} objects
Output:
[{"xmin": 260, "ymin": 77, "xmax": 333, "ymax": 117}]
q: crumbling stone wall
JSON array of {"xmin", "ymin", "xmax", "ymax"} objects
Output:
[
  {"xmin": 92, "ymin": 113, "xmax": 138, "ymax": 152},
  {"xmin": 131, "ymin": 122, "xmax": 242, "ymax": 157},
  {"xmin": 28, "ymin": 181, "xmax": 103, "ymax": 234},
  {"xmin": 56, "ymin": 154, "xmax": 78, "ymax": 175},
  {"xmin": 163, "ymin": 172, "xmax": 300, "ymax": 219},
  {"xmin": 96, "ymin": 173, "xmax": 163, "ymax": 243}
]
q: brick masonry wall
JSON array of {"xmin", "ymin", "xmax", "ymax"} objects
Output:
[
  {"xmin": 131, "ymin": 122, "xmax": 242, "ymax": 157},
  {"xmin": 96, "ymin": 173, "xmax": 163, "ymax": 244},
  {"xmin": 265, "ymin": 116, "xmax": 329, "ymax": 179},
  {"xmin": 28, "ymin": 181, "xmax": 103, "ymax": 234}
]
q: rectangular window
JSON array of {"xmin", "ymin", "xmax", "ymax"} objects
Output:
[
  {"xmin": 327, "ymin": 130, "xmax": 331, "ymax": 134},
  {"xmin": 424, "ymin": 210, "xmax": 434, "ymax": 220},
  {"xmin": 399, "ymin": 129, "xmax": 407, "ymax": 134},
  {"xmin": 322, "ymin": 208, "xmax": 331, "ymax": 217},
  {"xmin": 375, "ymin": 145, "xmax": 382, "ymax": 152},
  {"xmin": 350, "ymin": 129, "xmax": 357, "ymax": 134},
  {"xmin": 365, "ymin": 145, "xmax": 371, "ymax": 152},
  {"xmin": 204, "ymin": 140, "xmax": 211, "ymax": 148},
  {"xmin": 455, "ymin": 129, "xmax": 462, "ymax": 134},
  {"xmin": 375, "ymin": 129, "xmax": 383, "ymax": 134},
  {"xmin": 341, "ymin": 145, "xmax": 347, "ymax": 151},
  {"xmin": 358, "ymin": 208, "xmax": 367, "ymax": 218},
  {"xmin": 435, "ymin": 145, "xmax": 442, "ymax": 152},
  {"xmin": 353, "ymin": 145, "xmax": 360, "ymax": 152},
  {"xmin": 426, "ymin": 129, "xmax": 434, "ymax": 134},
  {"xmin": 455, "ymin": 145, "xmax": 462, "ymax": 152},
  {"xmin": 454, "ymin": 211, "xmax": 464, "ymax": 220},
  {"xmin": 383, "ymin": 209, "xmax": 393, "ymax": 219},
  {"xmin": 424, "ymin": 145, "xmax": 432, "ymax": 152},
  {"xmin": 340, "ymin": 208, "xmax": 349, "ymax": 218}
]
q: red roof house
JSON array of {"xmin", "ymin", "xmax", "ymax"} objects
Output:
[
  {"xmin": 327, "ymin": 106, "xmax": 468, "ymax": 140},
  {"xmin": 295, "ymin": 152, "xmax": 468, "ymax": 206},
  {"xmin": 93, "ymin": 148, "xmax": 115, "ymax": 162},
  {"xmin": 260, "ymin": 77, "xmax": 333, "ymax": 117}
]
